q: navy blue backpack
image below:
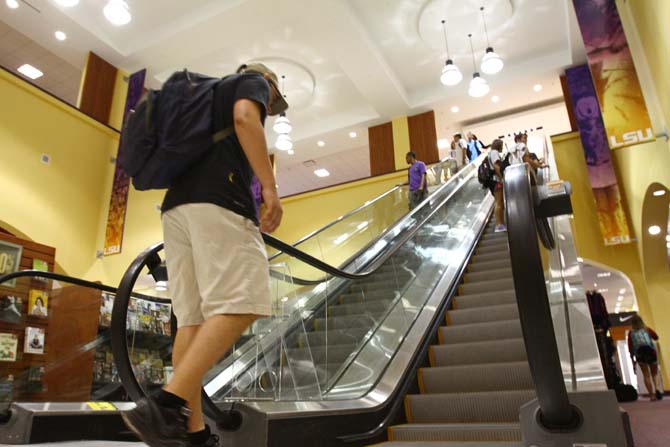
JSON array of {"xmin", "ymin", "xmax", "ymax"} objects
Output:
[{"xmin": 118, "ymin": 70, "xmax": 236, "ymax": 190}]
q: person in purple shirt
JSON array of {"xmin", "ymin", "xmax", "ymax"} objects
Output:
[{"xmin": 406, "ymin": 151, "xmax": 427, "ymax": 210}]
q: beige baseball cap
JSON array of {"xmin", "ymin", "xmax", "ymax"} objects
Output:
[{"xmin": 237, "ymin": 62, "xmax": 289, "ymax": 116}]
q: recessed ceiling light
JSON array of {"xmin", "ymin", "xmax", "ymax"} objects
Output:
[
  {"xmin": 54, "ymin": 31, "xmax": 67, "ymax": 41},
  {"xmin": 619, "ymin": 288, "xmax": 626, "ymax": 294},
  {"xmin": 577, "ymin": 257, "xmax": 584, "ymax": 263},
  {"xmin": 104, "ymin": 0, "xmax": 132, "ymax": 26},
  {"xmin": 648, "ymin": 225, "xmax": 661, "ymax": 235},
  {"xmin": 314, "ymin": 168, "xmax": 330, "ymax": 178},
  {"xmin": 437, "ymin": 138, "xmax": 449, "ymax": 150},
  {"xmin": 593, "ymin": 282, "xmax": 598, "ymax": 287},
  {"xmin": 6, "ymin": 0, "xmax": 19, "ymax": 9},
  {"xmin": 17, "ymin": 64, "xmax": 43, "ymax": 79},
  {"xmin": 596, "ymin": 272, "xmax": 611, "ymax": 278},
  {"xmin": 491, "ymin": 95, "xmax": 500, "ymax": 103},
  {"xmin": 54, "ymin": 0, "xmax": 79, "ymax": 6},
  {"xmin": 653, "ymin": 190, "xmax": 666, "ymax": 197},
  {"xmin": 287, "ymin": 149, "xmax": 294, "ymax": 155},
  {"xmin": 666, "ymin": 235, "xmax": 670, "ymax": 242},
  {"xmin": 349, "ymin": 131, "xmax": 357, "ymax": 138},
  {"xmin": 450, "ymin": 106, "xmax": 460, "ymax": 113},
  {"xmin": 533, "ymin": 84, "xmax": 543, "ymax": 92},
  {"xmin": 317, "ymin": 140, "xmax": 325, "ymax": 147}
]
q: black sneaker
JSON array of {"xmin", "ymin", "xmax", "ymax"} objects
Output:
[
  {"xmin": 656, "ymin": 390, "xmax": 664, "ymax": 400},
  {"xmin": 192, "ymin": 433, "xmax": 220, "ymax": 447},
  {"xmin": 122, "ymin": 397, "xmax": 191, "ymax": 447}
]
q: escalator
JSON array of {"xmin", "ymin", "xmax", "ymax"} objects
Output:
[{"xmin": 0, "ymin": 158, "xmax": 628, "ymax": 446}]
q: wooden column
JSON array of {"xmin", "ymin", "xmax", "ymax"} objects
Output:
[
  {"xmin": 408, "ymin": 111, "xmax": 439, "ymax": 164},
  {"xmin": 368, "ymin": 122, "xmax": 395, "ymax": 176},
  {"xmin": 78, "ymin": 52, "xmax": 118, "ymax": 123}
]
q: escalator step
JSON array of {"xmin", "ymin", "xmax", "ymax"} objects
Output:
[
  {"xmin": 419, "ymin": 362, "xmax": 532, "ymax": 394},
  {"xmin": 430, "ymin": 338, "xmax": 527, "ymax": 366},
  {"xmin": 459, "ymin": 278, "xmax": 514, "ymax": 296},
  {"xmin": 285, "ymin": 344, "xmax": 358, "ymax": 364},
  {"xmin": 439, "ymin": 319, "xmax": 522, "ymax": 345},
  {"xmin": 472, "ymin": 250, "xmax": 511, "ymax": 264},
  {"xmin": 312, "ymin": 313, "xmax": 382, "ymax": 331},
  {"xmin": 464, "ymin": 267, "xmax": 512, "ymax": 284},
  {"xmin": 348, "ymin": 278, "xmax": 411, "ymax": 293},
  {"xmin": 296, "ymin": 327, "xmax": 370, "ymax": 348},
  {"xmin": 467, "ymin": 258, "xmax": 511, "ymax": 273},
  {"xmin": 475, "ymin": 240, "xmax": 509, "ymax": 254},
  {"xmin": 447, "ymin": 304, "xmax": 518, "ymax": 326},
  {"xmin": 405, "ymin": 390, "xmax": 535, "ymax": 424},
  {"xmin": 339, "ymin": 290, "xmax": 399, "ymax": 304},
  {"xmin": 387, "ymin": 422, "xmax": 522, "ymax": 443},
  {"xmin": 453, "ymin": 290, "xmax": 516, "ymax": 309}
]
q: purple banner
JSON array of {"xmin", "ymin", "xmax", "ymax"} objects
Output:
[
  {"xmin": 104, "ymin": 70, "xmax": 146, "ymax": 256},
  {"xmin": 565, "ymin": 64, "xmax": 631, "ymax": 246}
]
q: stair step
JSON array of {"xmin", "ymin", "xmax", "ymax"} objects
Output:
[
  {"xmin": 328, "ymin": 299, "xmax": 393, "ymax": 317},
  {"xmin": 476, "ymin": 239, "xmax": 509, "ymax": 253},
  {"xmin": 406, "ymin": 390, "xmax": 535, "ymax": 423},
  {"xmin": 420, "ymin": 362, "xmax": 532, "ymax": 394},
  {"xmin": 459, "ymin": 278, "xmax": 514, "ymax": 296},
  {"xmin": 431, "ymin": 338, "xmax": 527, "ymax": 366},
  {"xmin": 481, "ymin": 231, "xmax": 509, "ymax": 242},
  {"xmin": 388, "ymin": 422, "xmax": 522, "ymax": 443},
  {"xmin": 472, "ymin": 251, "xmax": 511, "ymax": 264},
  {"xmin": 454, "ymin": 290, "xmax": 517, "ymax": 310},
  {"xmin": 467, "ymin": 258, "xmax": 511, "ymax": 273},
  {"xmin": 439, "ymin": 319, "xmax": 522, "ymax": 344},
  {"xmin": 447, "ymin": 304, "xmax": 518, "ymax": 326},
  {"xmin": 464, "ymin": 267, "xmax": 512, "ymax": 284},
  {"xmin": 313, "ymin": 314, "xmax": 381, "ymax": 331}
]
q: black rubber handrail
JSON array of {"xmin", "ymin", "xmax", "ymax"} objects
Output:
[{"xmin": 504, "ymin": 164, "xmax": 580, "ymax": 430}]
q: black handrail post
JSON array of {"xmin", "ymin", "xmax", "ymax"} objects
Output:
[{"xmin": 504, "ymin": 164, "xmax": 580, "ymax": 430}]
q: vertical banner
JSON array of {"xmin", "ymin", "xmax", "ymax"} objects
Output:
[
  {"xmin": 572, "ymin": 0, "xmax": 655, "ymax": 149},
  {"xmin": 566, "ymin": 65, "xmax": 631, "ymax": 246},
  {"xmin": 103, "ymin": 70, "xmax": 146, "ymax": 256}
]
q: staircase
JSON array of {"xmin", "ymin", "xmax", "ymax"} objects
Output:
[{"xmin": 377, "ymin": 221, "xmax": 533, "ymax": 447}]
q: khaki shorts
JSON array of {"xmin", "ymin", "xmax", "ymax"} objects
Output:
[{"xmin": 162, "ymin": 203, "xmax": 272, "ymax": 327}]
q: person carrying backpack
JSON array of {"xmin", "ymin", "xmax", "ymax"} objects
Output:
[
  {"xmin": 121, "ymin": 62, "xmax": 288, "ymax": 447},
  {"xmin": 628, "ymin": 315, "xmax": 663, "ymax": 401}
]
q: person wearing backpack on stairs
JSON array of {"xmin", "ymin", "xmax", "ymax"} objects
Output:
[
  {"xmin": 628, "ymin": 315, "xmax": 663, "ymax": 401},
  {"xmin": 121, "ymin": 62, "xmax": 288, "ymax": 447},
  {"xmin": 487, "ymin": 139, "xmax": 507, "ymax": 232}
]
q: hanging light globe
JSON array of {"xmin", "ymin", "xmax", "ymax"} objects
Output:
[
  {"xmin": 468, "ymin": 73, "xmax": 490, "ymax": 98},
  {"xmin": 273, "ymin": 113, "xmax": 292, "ymax": 134},
  {"xmin": 275, "ymin": 134, "xmax": 293, "ymax": 151},
  {"xmin": 440, "ymin": 60, "xmax": 463, "ymax": 86},
  {"xmin": 481, "ymin": 47, "xmax": 504, "ymax": 75},
  {"xmin": 104, "ymin": 0, "xmax": 132, "ymax": 26}
]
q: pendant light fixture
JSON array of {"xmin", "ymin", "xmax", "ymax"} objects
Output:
[
  {"xmin": 479, "ymin": 6, "xmax": 504, "ymax": 75},
  {"xmin": 439, "ymin": 20, "xmax": 462, "ymax": 86},
  {"xmin": 467, "ymin": 33, "xmax": 490, "ymax": 98},
  {"xmin": 273, "ymin": 75, "xmax": 292, "ymax": 134},
  {"xmin": 275, "ymin": 133, "xmax": 293, "ymax": 151}
]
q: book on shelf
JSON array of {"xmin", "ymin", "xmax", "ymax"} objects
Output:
[
  {"xmin": 102, "ymin": 294, "xmax": 171, "ymax": 337},
  {"xmin": 0, "ymin": 374, "xmax": 14, "ymax": 401},
  {"xmin": 99, "ymin": 292, "xmax": 114, "ymax": 327},
  {"xmin": 24, "ymin": 327, "xmax": 45, "ymax": 355},
  {"xmin": 32, "ymin": 259, "xmax": 49, "ymax": 283},
  {"xmin": 25, "ymin": 366, "xmax": 46, "ymax": 393},
  {"xmin": 0, "ymin": 295, "xmax": 23, "ymax": 324},
  {"xmin": 0, "ymin": 333, "xmax": 18, "ymax": 362},
  {"xmin": 28, "ymin": 289, "xmax": 48, "ymax": 318}
]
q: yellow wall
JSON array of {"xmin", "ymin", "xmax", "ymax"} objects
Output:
[
  {"xmin": 0, "ymin": 69, "xmax": 118, "ymax": 277},
  {"xmin": 552, "ymin": 132, "xmax": 670, "ymax": 383},
  {"xmin": 108, "ymin": 70, "xmax": 129, "ymax": 131},
  {"xmin": 392, "ymin": 116, "xmax": 410, "ymax": 171}
]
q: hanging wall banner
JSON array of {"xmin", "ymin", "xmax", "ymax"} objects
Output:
[
  {"xmin": 572, "ymin": 0, "xmax": 655, "ymax": 149},
  {"xmin": 103, "ymin": 70, "xmax": 146, "ymax": 256},
  {"xmin": 566, "ymin": 64, "xmax": 631, "ymax": 246}
]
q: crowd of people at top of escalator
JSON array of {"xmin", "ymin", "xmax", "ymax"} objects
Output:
[{"xmin": 405, "ymin": 131, "xmax": 547, "ymax": 232}]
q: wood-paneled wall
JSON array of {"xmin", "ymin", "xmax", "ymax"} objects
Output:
[
  {"xmin": 408, "ymin": 111, "xmax": 439, "ymax": 164},
  {"xmin": 369, "ymin": 122, "xmax": 395, "ymax": 176},
  {"xmin": 78, "ymin": 52, "xmax": 117, "ymax": 124}
]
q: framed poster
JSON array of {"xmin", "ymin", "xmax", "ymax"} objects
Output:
[{"xmin": 0, "ymin": 241, "xmax": 23, "ymax": 288}]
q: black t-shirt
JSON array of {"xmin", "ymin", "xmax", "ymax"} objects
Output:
[{"xmin": 161, "ymin": 74, "xmax": 270, "ymax": 224}]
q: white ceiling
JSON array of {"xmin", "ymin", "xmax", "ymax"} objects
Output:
[{"xmin": 1, "ymin": 0, "xmax": 586, "ymax": 195}]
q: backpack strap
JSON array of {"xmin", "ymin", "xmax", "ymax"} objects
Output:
[{"xmin": 212, "ymin": 126, "xmax": 235, "ymax": 143}]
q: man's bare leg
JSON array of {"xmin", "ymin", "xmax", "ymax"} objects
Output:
[
  {"xmin": 171, "ymin": 325, "xmax": 203, "ymax": 432},
  {"xmin": 165, "ymin": 314, "xmax": 258, "ymax": 428}
]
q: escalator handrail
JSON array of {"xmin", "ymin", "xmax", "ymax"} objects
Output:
[
  {"xmin": 0, "ymin": 269, "xmax": 168, "ymax": 303},
  {"xmin": 266, "ymin": 155, "xmax": 455, "ymax": 263},
  {"xmin": 503, "ymin": 164, "xmax": 580, "ymax": 430}
]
